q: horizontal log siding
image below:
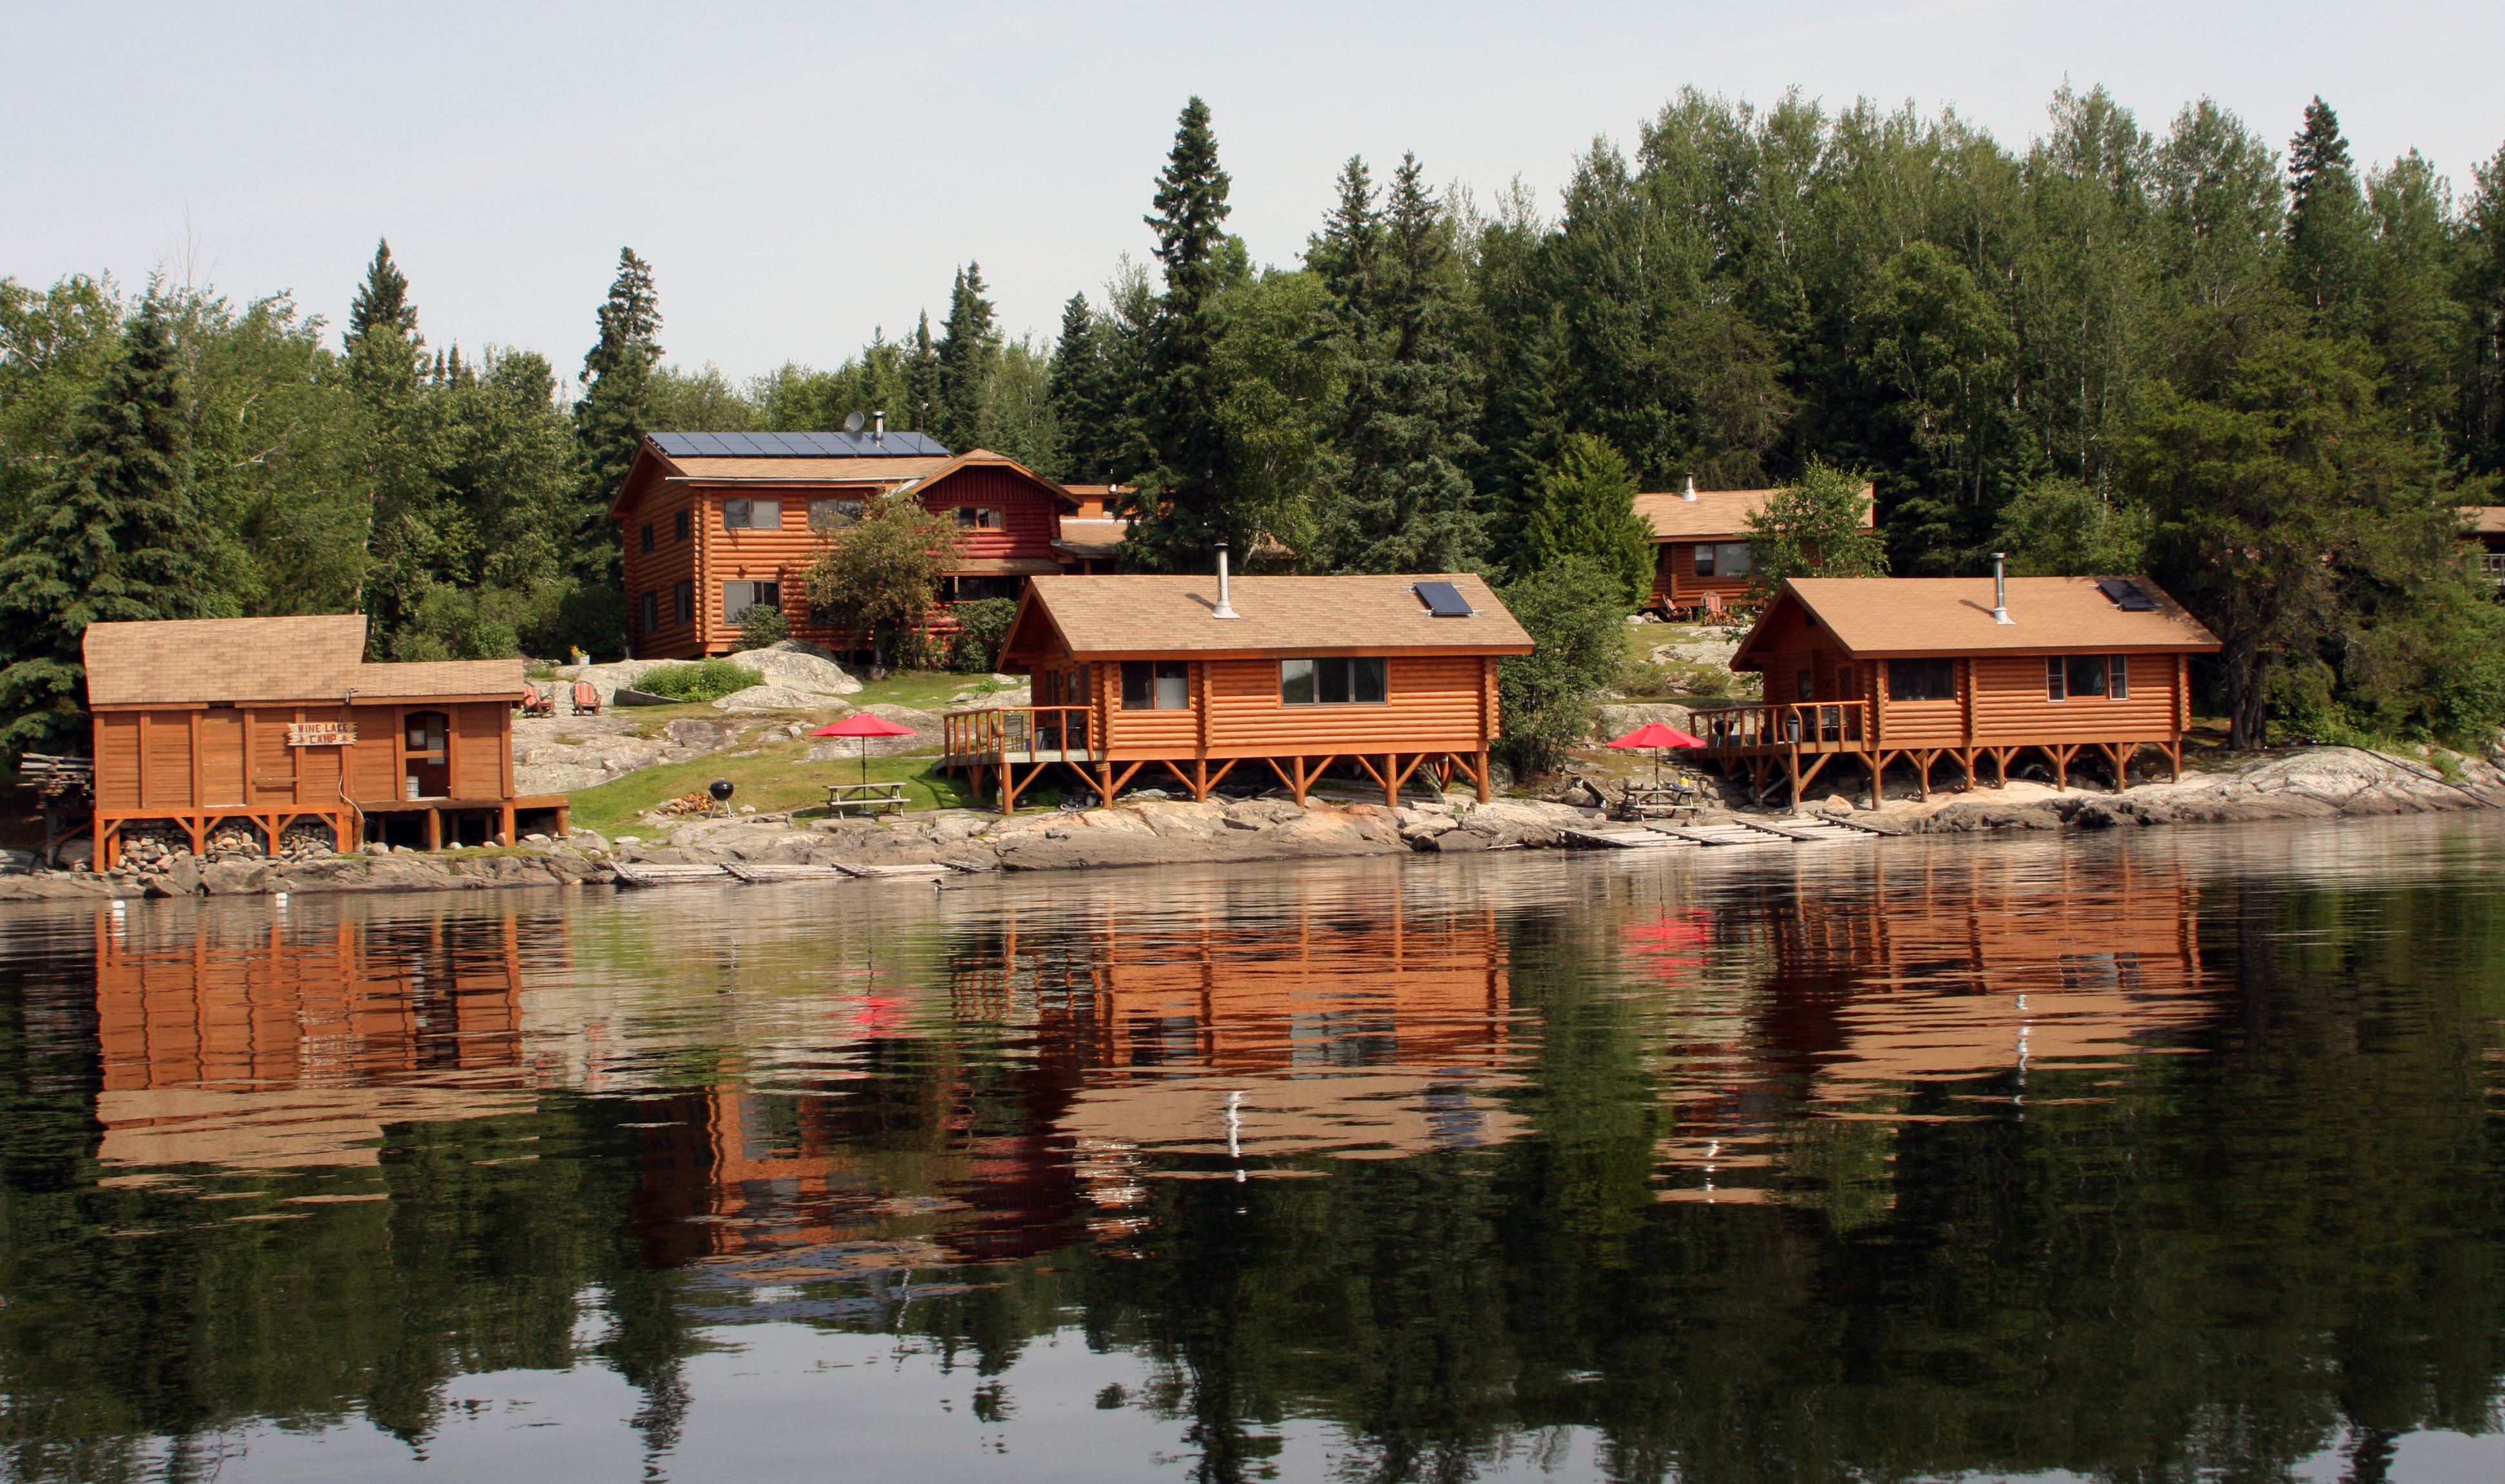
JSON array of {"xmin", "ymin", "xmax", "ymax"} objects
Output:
[
  {"xmin": 1650, "ymin": 542, "xmax": 1756, "ymax": 608},
  {"xmin": 1970, "ymin": 653, "xmax": 2180, "ymax": 742},
  {"xmin": 1125, "ymin": 655, "xmax": 1492, "ymax": 759},
  {"xmin": 917, "ymin": 466, "xmax": 1062, "ymax": 564},
  {"xmin": 624, "ymin": 478, "xmax": 704, "ymax": 658},
  {"xmin": 702, "ymin": 487, "xmax": 826, "ymax": 656},
  {"xmin": 1877, "ymin": 698, "xmax": 1964, "ymax": 747}
]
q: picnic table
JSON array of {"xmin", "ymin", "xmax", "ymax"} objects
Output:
[
  {"xmin": 1614, "ymin": 775, "xmax": 1704, "ymax": 821},
  {"xmin": 824, "ymin": 781, "xmax": 910, "ymax": 818}
]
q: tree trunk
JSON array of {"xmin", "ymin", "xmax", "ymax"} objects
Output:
[{"xmin": 2225, "ymin": 645, "xmax": 2270, "ymax": 750}]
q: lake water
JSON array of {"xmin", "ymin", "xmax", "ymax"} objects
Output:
[{"xmin": 5, "ymin": 815, "xmax": 2505, "ymax": 1483}]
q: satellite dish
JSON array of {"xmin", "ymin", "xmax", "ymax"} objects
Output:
[{"xmin": 843, "ymin": 411, "xmax": 865, "ymax": 434}]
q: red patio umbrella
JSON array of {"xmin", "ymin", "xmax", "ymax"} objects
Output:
[
  {"xmin": 814, "ymin": 713, "xmax": 917, "ymax": 785},
  {"xmin": 1608, "ymin": 721, "xmax": 1706, "ymax": 786}
]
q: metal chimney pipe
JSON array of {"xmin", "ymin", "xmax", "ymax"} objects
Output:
[
  {"xmin": 1681, "ymin": 474, "xmax": 1698, "ymax": 503},
  {"xmin": 1212, "ymin": 540, "xmax": 1240, "ymax": 620},
  {"xmin": 1991, "ymin": 552, "xmax": 2014, "ymax": 625},
  {"xmin": 871, "ymin": 410, "xmax": 885, "ymax": 439}
]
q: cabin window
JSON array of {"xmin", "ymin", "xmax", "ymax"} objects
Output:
[
  {"xmin": 724, "ymin": 499, "xmax": 782, "ymax": 530},
  {"xmin": 1796, "ymin": 670, "xmax": 1814, "ymax": 701},
  {"xmin": 638, "ymin": 591, "xmax": 658, "ymax": 635},
  {"xmin": 809, "ymin": 498, "xmax": 864, "ymax": 528},
  {"xmin": 1120, "ymin": 661, "xmax": 1189, "ymax": 710},
  {"xmin": 954, "ymin": 506, "xmax": 1004, "ymax": 531},
  {"xmin": 673, "ymin": 580, "xmax": 694, "ymax": 625},
  {"xmin": 723, "ymin": 581, "xmax": 781, "ymax": 624},
  {"xmin": 1696, "ymin": 542, "xmax": 1752, "ymax": 578},
  {"xmin": 403, "ymin": 710, "xmax": 450, "ymax": 799},
  {"xmin": 1280, "ymin": 657, "xmax": 1388, "ymax": 706},
  {"xmin": 640, "ymin": 522, "xmax": 655, "ymax": 555},
  {"xmin": 2048, "ymin": 654, "xmax": 2109, "ymax": 700},
  {"xmin": 674, "ymin": 509, "xmax": 691, "ymax": 542},
  {"xmin": 951, "ymin": 575, "xmax": 1026, "ymax": 602},
  {"xmin": 1888, "ymin": 658, "xmax": 1957, "ymax": 701},
  {"xmin": 2111, "ymin": 654, "xmax": 2129, "ymax": 699}
]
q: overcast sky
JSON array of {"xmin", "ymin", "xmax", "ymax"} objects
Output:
[{"xmin": 8, "ymin": 1, "xmax": 2502, "ymax": 388}]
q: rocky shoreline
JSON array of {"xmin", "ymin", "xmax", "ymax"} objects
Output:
[{"xmin": 3, "ymin": 747, "xmax": 2497, "ymax": 904}]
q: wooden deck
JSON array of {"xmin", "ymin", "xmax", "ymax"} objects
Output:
[{"xmin": 1689, "ymin": 699, "xmax": 2185, "ymax": 808}]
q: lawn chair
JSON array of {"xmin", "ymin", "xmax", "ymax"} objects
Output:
[
  {"xmin": 570, "ymin": 680, "xmax": 601, "ymax": 716},
  {"xmin": 519, "ymin": 682, "xmax": 557, "ymax": 718},
  {"xmin": 1697, "ymin": 590, "xmax": 1727, "ymax": 622}
]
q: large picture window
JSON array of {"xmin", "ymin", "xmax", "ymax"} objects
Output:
[
  {"xmin": 1121, "ymin": 660, "xmax": 1189, "ymax": 710},
  {"xmin": 723, "ymin": 581, "xmax": 781, "ymax": 624},
  {"xmin": 2047, "ymin": 654, "xmax": 2113, "ymax": 700},
  {"xmin": 1280, "ymin": 656, "xmax": 1387, "ymax": 706},
  {"xmin": 1888, "ymin": 658, "xmax": 1957, "ymax": 701},
  {"xmin": 1695, "ymin": 542, "xmax": 1752, "ymax": 578},
  {"xmin": 723, "ymin": 499, "xmax": 782, "ymax": 530},
  {"xmin": 809, "ymin": 497, "xmax": 863, "ymax": 528}
]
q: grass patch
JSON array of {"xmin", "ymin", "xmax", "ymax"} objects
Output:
[{"xmin": 565, "ymin": 736, "xmax": 979, "ymax": 835}]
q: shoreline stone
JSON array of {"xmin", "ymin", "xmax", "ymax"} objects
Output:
[{"xmin": 7, "ymin": 747, "xmax": 2497, "ymax": 905}]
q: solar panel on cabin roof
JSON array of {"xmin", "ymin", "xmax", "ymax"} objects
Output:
[
  {"xmin": 2095, "ymin": 578, "xmax": 2159, "ymax": 611},
  {"xmin": 1413, "ymin": 581, "xmax": 1475, "ymax": 617},
  {"xmin": 650, "ymin": 430, "xmax": 952, "ymax": 458}
]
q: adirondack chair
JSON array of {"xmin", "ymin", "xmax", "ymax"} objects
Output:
[
  {"xmin": 570, "ymin": 680, "xmax": 601, "ymax": 716},
  {"xmin": 519, "ymin": 682, "xmax": 557, "ymax": 718},
  {"xmin": 1696, "ymin": 590, "xmax": 1727, "ymax": 622}
]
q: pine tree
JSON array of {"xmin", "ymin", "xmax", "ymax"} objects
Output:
[
  {"xmin": 934, "ymin": 264, "xmax": 998, "ymax": 453},
  {"xmin": 1122, "ymin": 96, "xmax": 1239, "ymax": 571},
  {"xmin": 904, "ymin": 312, "xmax": 939, "ymax": 438},
  {"xmin": 0, "ymin": 300, "xmax": 214, "ymax": 754},
  {"xmin": 1312, "ymin": 153, "xmax": 1486, "ymax": 574},
  {"xmin": 1518, "ymin": 432, "xmax": 1651, "ymax": 608},
  {"xmin": 2287, "ymin": 97, "xmax": 2372, "ymax": 334},
  {"xmin": 572, "ymin": 248, "xmax": 662, "ymax": 588},
  {"xmin": 1049, "ymin": 292, "xmax": 1122, "ymax": 482}
]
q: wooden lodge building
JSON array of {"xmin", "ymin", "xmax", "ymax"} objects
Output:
[
  {"xmin": 1636, "ymin": 478, "xmax": 1876, "ymax": 617},
  {"xmin": 1696, "ymin": 574, "xmax": 2221, "ymax": 807},
  {"xmin": 948, "ymin": 572, "xmax": 1534, "ymax": 812},
  {"xmin": 2466, "ymin": 506, "xmax": 2505, "ymax": 593},
  {"xmin": 613, "ymin": 430, "xmax": 1131, "ymax": 659},
  {"xmin": 81, "ymin": 614, "xmax": 558, "ymax": 865}
]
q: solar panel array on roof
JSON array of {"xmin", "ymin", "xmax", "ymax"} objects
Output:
[
  {"xmin": 2095, "ymin": 578, "xmax": 2160, "ymax": 611},
  {"xmin": 1413, "ymin": 580, "xmax": 1475, "ymax": 617},
  {"xmin": 649, "ymin": 430, "xmax": 950, "ymax": 459}
]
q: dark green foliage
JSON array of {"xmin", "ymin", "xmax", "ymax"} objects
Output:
[
  {"xmin": 1493, "ymin": 555, "xmax": 1624, "ymax": 774},
  {"xmin": 1518, "ymin": 433, "xmax": 1651, "ymax": 607},
  {"xmin": 2287, "ymin": 99, "xmax": 2374, "ymax": 334},
  {"xmin": 1122, "ymin": 97, "xmax": 1243, "ymax": 571},
  {"xmin": 1310, "ymin": 155, "xmax": 1488, "ymax": 574},
  {"xmin": 0, "ymin": 300, "xmax": 213, "ymax": 753},
  {"xmin": 1049, "ymin": 292, "xmax": 1133, "ymax": 483},
  {"xmin": 905, "ymin": 312, "xmax": 938, "ymax": 434},
  {"xmin": 1990, "ymin": 475, "xmax": 2152, "ymax": 576},
  {"xmin": 572, "ymin": 248, "xmax": 662, "ymax": 591},
  {"xmin": 946, "ymin": 596, "xmax": 1019, "ymax": 673},
  {"xmin": 1744, "ymin": 460, "xmax": 1888, "ymax": 602},
  {"xmin": 633, "ymin": 659, "xmax": 764, "ymax": 702},
  {"xmin": 934, "ymin": 264, "xmax": 998, "ymax": 454},
  {"xmin": 736, "ymin": 602, "xmax": 791, "ymax": 649}
]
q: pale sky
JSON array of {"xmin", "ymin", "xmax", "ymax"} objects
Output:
[{"xmin": 8, "ymin": 1, "xmax": 2502, "ymax": 389}]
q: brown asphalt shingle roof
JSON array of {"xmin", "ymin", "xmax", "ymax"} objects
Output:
[
  {"xmin": 2466, "ymin": 506, "xmax": 2505, "ymax": 535},
  {"xmin": 1017, "ymin": 574, "xmax": 1533, "ymax": 656},
  {"xmin": 1738, "ymin": 576, "xmax": 2220, "ymax": 663},
  {"xmin": 1635, "ymin": 485, "xmax": 1876, "ymax": 543},
  {"xmin": 660, "ymin": 454, "xmax": 953, "ymax": 484},
  {"xmin": 83, "ymin": 616, "xmax": 525, "ymax": 707}
]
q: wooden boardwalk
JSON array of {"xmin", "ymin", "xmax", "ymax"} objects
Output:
[{"xmin": 1560, "ymin": 815, "xmax": 1894, "ymax": 851}]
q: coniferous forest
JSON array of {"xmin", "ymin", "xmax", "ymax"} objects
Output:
[{"xmin": 6, "ymin": 86, "xmax": 2505, "ymax": 754}]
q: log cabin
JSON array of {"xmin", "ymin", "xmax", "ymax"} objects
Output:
[
  {"xmin": 81, "ymin": 614, "xmax": 558, "ymax": 866},
  {"xmin": 951, "ymin": 571, "xmax": 1534, "ymax": 811},
  {"xmin": 2464, "ymin": 506, "xmax": 2505, "ymax": 594},
  {"xmin": 1696, "ymin": 573, "xmax": 2221, "ymax": 807},
  {"xmin": 1636, "ymin": 478, "xmax": 1877, "ymax": 616},
  {"xmin": 613, "ymin": 430, "xmax": 1099, "ymax": 658}
]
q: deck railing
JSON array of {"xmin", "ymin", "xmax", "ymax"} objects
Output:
[
  {"xmin": 941, "ymin": 705, "xmax": 1097, "ymax": 765},
  {"xmin": 1690, "ymin": 700, "xmax": 1869, "ymax": 754}
]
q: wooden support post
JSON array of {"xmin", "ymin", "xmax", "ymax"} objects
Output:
[
  {"xmin": 1473, "ymin": 749, "xmax": 1490, "ymax": 804},
  {"xmin": 2169, "ymin": 741, "xmax": 2183, "ymax": 784},
  {"xmin": 424, "ymin": 807, "xmax": 441, "ymax": 851},
  {"xmin": 1381, "ymin": 753, "xmax": 1400, "ymax": 809},
  {"xmin": 1960, "ymin": 748, "xmax": 1977, "ymax": 791},
  {"xmin": 500, "ymin": 803, "xmax": 516, "ymax": 846}
]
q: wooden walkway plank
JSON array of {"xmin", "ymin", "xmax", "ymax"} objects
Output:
[{"xmin": 610, "ymin": 862, "xmax": 739, "ymax": 888}]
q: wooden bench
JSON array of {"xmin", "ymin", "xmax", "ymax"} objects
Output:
[{"xmin": 824, "ymin": 781, "xmax": 910, "ymax": 818}]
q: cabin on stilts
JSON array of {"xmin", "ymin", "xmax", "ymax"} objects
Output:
[
  {"xmin": 943, "ymin": 571, "xmax": 1533, "ymax": 812},
  {"xmin": 81, "ymin": 614, "xmax": 559, "ymax": 866},
  {"xmin": 1694, "ymin": 573, "xmax": 2221, "ymax": 808}
]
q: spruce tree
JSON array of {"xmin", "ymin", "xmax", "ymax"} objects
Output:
[
  {"xmin": 1312, "ymin": 153, "xmax": 1486, "ymax": 574},
  {"xmin": 572, "ymin": 247, "xmax": 662, "ymax": 587},
  {"xmin": 1122, "ymin": 96, "xmax": 1240, "ymax": 571},
  {"xmin": 904, "ymin": 312, "xmax": 939, "ymax": 437},
  {"xmin": 1048, "ymin": 292, "xmax": 1129, "ymax": 482},
  {"xmin": 1518, "ymin": 432, "xmax": 1651, "ymax": 608},
  {"xmin": 0, "ymin": 300, "xmax": 214, "ymax": 754},
  {"xmin": 2287, "ymin": 97, "xmax": 2372, "ymax": 334},
  {"xmin": 934, "ymin": 263, "xmax": 998, "ymax": 453}
]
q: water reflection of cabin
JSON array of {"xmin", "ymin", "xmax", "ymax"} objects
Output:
[
  {"xmin": 1696, "ymin": 576, "xmax": 2222, "ymax": 807},
  {"xmin": 81, "ymin": 614, "xmax": 560, "ymax": 864},
  {"xmin": 948, "ymin": 573, "xmax": 1533, "ymax": 810}
]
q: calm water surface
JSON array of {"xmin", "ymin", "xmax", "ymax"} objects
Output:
[{"xmin": 5, "ymin": 815, "xmax": 2505, "ymax": 1483}]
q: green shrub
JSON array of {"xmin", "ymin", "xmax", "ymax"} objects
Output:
[
  {"xmin": 635, "ymin": 660, "xmax": 765, "ymax": 703},
  {"xmin": 1495, "ymin": 556, "xmax": 1624, "ymax": 777},
  {"xmin": 737, "ymin": 603, "xmax": 792, "ymax": 649},
  {"xmin": 947, "ymin": 598, "xmax": 1020, "ymax": 673}
]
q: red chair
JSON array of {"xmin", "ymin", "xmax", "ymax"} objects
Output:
[{"xmin": 570, "ymin": 680, "xmax": 600, "ymax": 716}]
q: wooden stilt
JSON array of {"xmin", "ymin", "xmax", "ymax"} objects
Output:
[
  {"xmin": 1960, "ymin": 748, "xmax": 1977, "ymax": 792},
  {"xmin": 2169, "ymin": 741, "xmax": 2183, "ymax": 783},
  {"xmin": 423, "ymin": 807, "xmax": 441, "ymax": 851},
  {"xmin": 500, "ymin": 803, "xmax": 516, "ymax": 846},
  {"xmin": 1473, "ymin": 748, "xmax": 1490, "ymax": 804}
]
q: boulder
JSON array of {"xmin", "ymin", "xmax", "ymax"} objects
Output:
[
  {"xmin": 613, "ymin": 686, "xmax": 678, "ymax": 707},
  {"xmin": 552, "ymin": 659, "xmax": 676, "ymax": 707},
  {"xmin": 713, "ymin": 685, "xmax": 843, "ymax": 712},
  {"xmin": 1595, "ymin": 703, "xmax": 1696, "ymax": 739},
  {"xmin": 724, "ymin": 640, "xmax": 863, "ymax": 696}
]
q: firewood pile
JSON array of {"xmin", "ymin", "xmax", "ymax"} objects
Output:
[
  {"xmin": 17, "ymin": 754, "xmax": 91, "ymax": 807},
  {"xmin": 642, "ymin": 792, "xmax": 722, "ymax": 821}
]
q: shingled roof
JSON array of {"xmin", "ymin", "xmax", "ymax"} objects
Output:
[
  {"xmin": 1008, "ymin": 574, "xmax": 1533, "ymax": 658},
  {"xmin": 1734, "ymin": 576, "xmax": 2220, "ymax": 666},
  {"xmin": 82, "ymin": 616, "xmax": 526, "ymax": 707},
  {"xmin": 1634, "ymin": 484, "xmax": 1876, "ymax": 543}
]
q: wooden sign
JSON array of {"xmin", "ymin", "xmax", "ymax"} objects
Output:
[{"xmin": 286, "ymin": 722, "xmax": 358, "ymax": 747}]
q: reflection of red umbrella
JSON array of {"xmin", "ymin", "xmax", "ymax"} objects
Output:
[
  {"xmin": 1608, "ymin": 721, "xmax": 1706, "ymax": 785},
  {"xmin": 814, "ymin": 713, "xmax": 917, "ymax": 785}
]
